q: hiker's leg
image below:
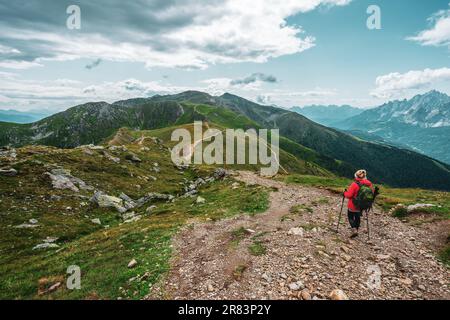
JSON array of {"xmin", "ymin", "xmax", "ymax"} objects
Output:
[
  {"xmin": 347, "ymin": 210, "xmax": 356, "ymax": 228},
  {"xmin": 348, "ymin": 210, "xmax": 359, "ymax": 238},
  {"xmin": 354, "ymin": 211, "xmax": 362, "ymax": 230}
]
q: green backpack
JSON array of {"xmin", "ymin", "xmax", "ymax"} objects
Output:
[{"xmin": 353, "ymin": 181, "xmax": 375, "ymax": 211}]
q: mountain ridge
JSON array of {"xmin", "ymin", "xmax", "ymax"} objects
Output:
[
  {"xmin": 1, "ymin": 91, "xmax": 450, "ymax": 190},
  {"xmin": 334, "ymin": 90, "xmax": 450, "ymax": 163},
  {"xmin": 290, "ymin": 104, "xmax": 364, "ymax": 127}
]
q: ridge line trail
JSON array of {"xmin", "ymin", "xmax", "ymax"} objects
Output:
[{"xmin": 150, "ymin": 171, "xmax": 449, "ymax": 300}]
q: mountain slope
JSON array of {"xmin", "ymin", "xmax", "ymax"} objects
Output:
[
  {"xmin": 291, "ymin": 105, "xmax": 363, "ymax": 126},
  {"xmin": 0, "ymin": 100, "xmax": 338, "ymax": 177},
  {"xmin": 335, "ymin": 91, "xmax": 450, "ymax": 163},
  {"xmin": 1, "ymin": 91, "xmax": 450, "ymax": 190},
  {"xmin": 153, "ymin": 91, "xmax": 450, "ymax": 190}
]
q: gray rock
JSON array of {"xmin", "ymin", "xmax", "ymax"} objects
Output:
[
  {"xmin": 124, "ymin": 215, "xmax": 141, "ymax": 223},
  {"xmin": 288, "ymin": 227, "xmax": 304, "ymax": 236},
  {"xmin": 45, "ymin": 172, "xmax": 79, "ymax": 192},
  {"xmin": 288, "ymin": 281, "xmax": 304, "ymax": 291},
  {"xmin": 15, "ymin": 223, "xmax": 39, "ymax": 229},
  {"xmin": 50, "ymin": 195, "xmax": 62, "ymax": 201},
  {"xmin": 126, "ymin": 153, "xmax": 142, "ymax": 163},
  {"xmin": 119, "ymin": 193, "xmax": 137, "ymax": 210},
  {"xmin": 146, "ymin": 205, "xmax": 157, "ymax": 214},
  {"xmin": 43, "ymin": 237, "xmax": 59, "ymax": 243},
  {"xmin": 0, "ymin": 168, "xmax": 18, "ymax": 176},
  {"xmin": 213, "ymin": 168, "xmax": 227, "ymax": 180},
  {"xmin": 86, "ymin": 144, "xmax": 104, "ymax": 150},
  {"xmin": 32, "ymin": 243, "xmax": 59, "ymax": 250},
  {"xmin": 262, "ymin": 273, "xmax": 272, "ymax": 283},
  {"xmin": 45, "ymin": 169, "xmax": 93, "ymax": 192},
  {"xmin": 103, "ymin": 151, "xmax": 120, "ymax": 163},
  {"xmin": 135, "ymin": 192, "xmax": 174, "ymax": 207},
  {"xmin": 128, "ymin": 259, "xmax": 138, "ymax": 268},
  {"xmin": 122, "ymin": 211, "xmax": 137, "ymax": 221},
  {"xmin": 90, "ymin": 191, "xmax": 127, "ymax": 213},
  {"xmin": 183, "ymin": 190, "xmax": 198, "ymax": 197},
  {"xmin": 91, "ymin": 218, "xmax": 101, "ymax": 225},
  {"xmin": 196, "ymin": 196, "xmax": 206, "ymax": 204},
  {"xmin": 407, "ymin": 203, "xmax": 435, "ymax": 212}
]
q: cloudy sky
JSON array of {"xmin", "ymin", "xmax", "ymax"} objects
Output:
[{"xmin": 0, "ymin": 0, "xmax": 450, "ymax": 112}]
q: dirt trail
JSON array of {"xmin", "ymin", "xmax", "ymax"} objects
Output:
[{"xmin": 150, "ymin": 171, "xmax": 450, "ymax": 300}]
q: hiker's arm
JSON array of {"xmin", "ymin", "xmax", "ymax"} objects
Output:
[{"xmin": 344, "ymin": 183, "xmax": 356, "ymax": 199}]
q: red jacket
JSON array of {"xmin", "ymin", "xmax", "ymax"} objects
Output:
[{"xmin": 344, "ymin": 178, "xmax": 373, "ymax": 212}]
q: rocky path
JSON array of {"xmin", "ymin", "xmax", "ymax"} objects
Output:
[{"xmin": 150, "ymin": 171, "xmax": 450, "ymax": 300}]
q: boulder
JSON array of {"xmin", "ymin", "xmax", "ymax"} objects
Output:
[
  {"xmin": 44, "ymin": 172, "xmax": 79, "ymax": 192},
  {"xmin": 90, "ymin": 191, "xmax": 127, "ymax": 213},
  {"xmin": 45, "ymin": 169, "xmax": 93, "ymax": 192},
  {"xmin": 407, "ymin": 203, "xmax": 435, "ymax": 212}
]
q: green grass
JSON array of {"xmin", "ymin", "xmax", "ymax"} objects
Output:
[
  {"xmin": 289, "ymin": 204, "xmax": 313, "ymax": 214},
  {"xmin": 248, "ymin": 241, "xmax": 266, "ymax": 256},
  {"xmin": 230, "ymin": 227, "xmax": 249, "ymax": 247},
  {"xmin": 438, "ymin": 236, "xmax": 450, "ymax": 267},
  {"xmin": 0, "ymin": 138, "xmax": 270, "ymax": 299},
  {"xmin": 232, "ymin": 264, "xmax": 247, "ymax": 280}
]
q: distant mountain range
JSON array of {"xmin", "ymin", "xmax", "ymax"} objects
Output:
[
  {"xmin": 1, "ymin": 91, "xmax": 450, "ymax": 190},
  {"xmin": 291, "ymin": 105, "xmax": 363, "ymax": 127},
  {"xmin": 334, "ymin": 90, "xmax": 450, "ymax": 164},
  {"xmin": 0, "ymin": 109, "xmax": 50, "ymax": 124}
]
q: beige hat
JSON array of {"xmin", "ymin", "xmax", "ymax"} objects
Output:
[{"xmin": 355, "ymin": 169, "xmax": 367, "ymax": 179}]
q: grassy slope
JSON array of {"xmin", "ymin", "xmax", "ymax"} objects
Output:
[{"xmin": 0, "ymin": 137, "xmax": 269, "ymax": 299}]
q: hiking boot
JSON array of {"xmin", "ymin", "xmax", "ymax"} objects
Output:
[{"xmin": 350, "ymin": 228, "xmax": 359, "ymax": 238}]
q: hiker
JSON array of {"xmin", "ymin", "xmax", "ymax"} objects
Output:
[{"xmin": 344, "ymin": 169, "xmax": 374, "ymax": 238}]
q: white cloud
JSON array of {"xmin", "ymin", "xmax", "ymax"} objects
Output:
[
  {"xmin": 0, "ymin": 76, "xmax": 193, "ymax": 111},
  {"xmin": 407, "ymin": 4, "xmax": 450, "ymax": 47},
  {"xmin": 253, "ymin": 88, "xmax": 338, "ymax": 106},
  {"xmin": 371, "ymin": 67, "xmax": 450, "ymax": 98},
  {"xmin": 201, "ymin": 73, "xmax": 279, "ymax": 95},
  {"xmin": 0, "ymin": 0, "xmax": 352, "ymax": 70}
]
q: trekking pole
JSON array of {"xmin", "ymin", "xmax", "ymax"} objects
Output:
[
  {"xmin": 366, "ymin": 208, "xmax": 371, "ymax": 241},
  {"xmin": 336, "ymin": 193, "xmax": 345, "ymax": 233}
]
